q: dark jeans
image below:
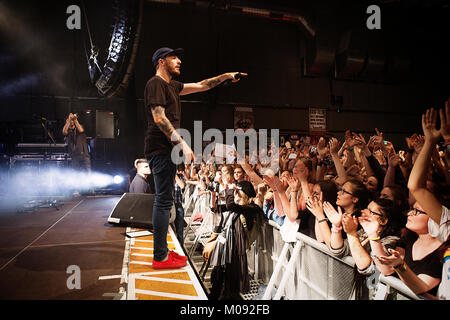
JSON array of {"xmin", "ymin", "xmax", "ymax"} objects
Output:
[
  {"xmin": 148, "ymin": 155, "xmax": 176, "ymax": 261},
  {"xmin": 174, "ymin": 202, "xmax": 185, "ymax": 244}
]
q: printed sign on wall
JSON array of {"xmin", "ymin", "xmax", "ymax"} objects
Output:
[{"xmin": 309, "ymin": 108, "xmax": 327, "ymax": 133}]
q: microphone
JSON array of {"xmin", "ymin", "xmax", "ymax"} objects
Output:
[{"xmin": 217, "ymin": 73, "xmax": 246, "ymax": 88}]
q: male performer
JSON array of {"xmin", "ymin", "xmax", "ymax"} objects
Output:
[
  {"xmin": 62, "ymin": 113, "xmax": 91, "ymax": 172},
  {"xmin": 145, "ymin": 46, "xmax": 246, "ymax": 269},
  {"xmin": 129, "ymin": 159, "xmax": 152, "ymax": 194}
]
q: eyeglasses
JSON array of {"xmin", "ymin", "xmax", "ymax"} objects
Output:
[
  {"xmin": 338, "ymin": 188, "xmax": 354, "ymax": 196},
  {"xmin": 312, "ymin": 191, "xmax": 321, "ymax": 197},
  {"xmin": 408, "ymin": 207, "xmax": 427, "ymax": 216},
  {"xmin": 378, "ymin": 193, "xmax": 390, "ymax": 200},
  {"xmin": 367, "ymin": 208, "xmax": 384, "ymax": 218}
]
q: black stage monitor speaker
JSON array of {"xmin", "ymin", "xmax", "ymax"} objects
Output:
[{"xmin": 108, "ymin": 193, "xmax": 175, "ymax": 228}]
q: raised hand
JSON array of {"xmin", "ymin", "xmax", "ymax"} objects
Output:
[
  {"xmin": 329, "ymin": 138, "xmax": 341, "ymax": 155},
  {"xmin": 346, "ymin": 164, "xmax": 361, "ymax": 176},
  {"xmin": 342, "ymin": 213, "xmax": 359, "ymax": 236},
  {"xmin": 317, "ymin": 137, "xmax": 329, "ymax": 159},
  {"xmin": 422, "ymin": 108, "xmax": 441, "ymax": 143},
  {"xmin": 323, "ymin": 201, "xmax": 343, "ymax": 227},
  {"xmin": 287, "ymin": 176, "xmax": 300, "ymax": 191},
  {"xmin": 353, "ymin": 133, "xmax": 367, "ymax": 148},
  {"xmin": 306, "ymin": 191, "xmax": 325, "ymax": 219},
  {"xmin": 369, "ymin": 128, "xmax": 384, "ymax": 150},
  {"xmin": 345, "ymin": 130, "xmax": 357, "ymax": 148},
  {"xmin": 359, "ymin": 211, "xmax": 381, "ymax": 238},
  {"xmin": 263, "ymin": 174, "xmax": 283, "ymax": 192},
  {"xmin": 367, "ymin": 135, "xmax": 379, "ymax": 151},
  {"xmin": 440, "ymin": 99, "xmax": 450, "ymax": 139},
  {"xmin": 257, "ymin": 182, "xmax": 268, "ymax": 195},
  {"xmin": 272, "ymin": 175, "xmax": 286, "ymax": 192},
  {"xmin": 387, "ymin": 149, "xmax": 400, "ymax": 168}
]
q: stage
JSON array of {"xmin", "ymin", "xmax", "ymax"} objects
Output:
[{"xmin": 0, "ymin": 195, "xmax": 207, "ymax": 300}]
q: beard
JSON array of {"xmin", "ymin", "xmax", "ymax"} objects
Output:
[{"xmin": 167, "ymin": 64, "xmax": 180, "ymax": 77}]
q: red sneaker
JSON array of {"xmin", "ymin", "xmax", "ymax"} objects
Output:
[
  {"xmin": 169, "ymin": 250, "xmax": 188, "ymax": 262},
  {"xmin": 152, "ymin": 254, "xmax": 187, "ymax": 269}
]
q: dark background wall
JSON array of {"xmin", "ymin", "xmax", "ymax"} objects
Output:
[{"xmin": 0, "ymin": 0, "xmax": 449, "ymax": 173}]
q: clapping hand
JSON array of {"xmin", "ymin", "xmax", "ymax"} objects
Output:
[
  {"xmin": 263, "ymin": 174, "xmax": 277, "ymax": 191},
  {"xmin": 342, "ymin": 213, "xmax": 359, "ymax": 236},
  {"xmin": 257, "ymin": 182, "xmax": 268, "ymax": 195},
  {"xmin": 359, "ymin": 211, "xmax": 381, "ymax": 239},
  {"xmin": 306, "ymin": 191, "xmax": 325, "ymax": 219},
  {"xmin": 287, "ymin": 175, "xmax": 300, "ymax": 191},
  {"xmin": 323, "ymin": 201, "xmax": 343, "ymax": 227},
  {"xmin": 375, "ymin": 248, "xmax": 404, "ymax": 268}
]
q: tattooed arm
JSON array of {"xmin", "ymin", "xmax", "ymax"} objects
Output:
[
  {"xmin": 180, "ymin": 72, "xmax": 246, "ymax": 96},
  {"xmin": 151, "ymin": 106, "xmax": 194, "ymax": 162}
]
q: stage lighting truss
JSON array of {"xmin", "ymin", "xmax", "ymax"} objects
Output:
[{"xmin": 93, "ymin": 0, "xmax": 142, "ymax": 98}]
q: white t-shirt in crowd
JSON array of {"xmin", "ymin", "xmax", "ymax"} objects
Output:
[{"xmin": 428, "ymin": 205, "xmax": 449, "ymax": 243}]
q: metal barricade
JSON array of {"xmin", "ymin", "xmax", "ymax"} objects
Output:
[
  {"xmin": 255, "ymin": 220, "xmax": 355, "ymax": 300},
  {"xmin": 181, "ymin": 189, "xmax": 421, "ymax": 300},
  {"xmin": 249, "ymin": 220, "xmax": 419, "ymax": 300},
  {"xmin": 374, "ymin": 275, "xmax": 421, "ymax": 300}
]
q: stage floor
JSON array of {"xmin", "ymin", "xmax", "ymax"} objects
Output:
[
  {"xmin": 0, "ymin": 195, "xmax": 127, "ymax": 299},
  {"xmin": 0, "ymin": 194, "xmax": 208, "ymax": 300}
]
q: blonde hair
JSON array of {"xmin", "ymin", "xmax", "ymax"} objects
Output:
[{"xmin": 134, "ymin": 158, "xmax": 147, "ymax": 168}]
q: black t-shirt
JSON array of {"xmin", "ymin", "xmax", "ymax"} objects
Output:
[
  {"xmin": 129, "ymin": 174, "xmax": 151, "ymax": 194},
  {"xmin": 128, "ymin": 168, "xmax": 155, "ymax": 194},
  {"xmin": 224, "ymin": 189, "xmax": 262, "ymax": 232},
  {"xmin": 143, "ymin": 76, "xmax": 184, "ymax": 158},
  {"xmin": 396, "ymin": 232, "xmax": 443, "ymax": 295},
  {"xmin": 66, "ymin": 128, "xmax": 89, "ymax": 157}
]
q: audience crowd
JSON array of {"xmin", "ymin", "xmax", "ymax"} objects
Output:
[{"xmin": 158, "ymin": 101, "xmax": 450, "ymax": 300}]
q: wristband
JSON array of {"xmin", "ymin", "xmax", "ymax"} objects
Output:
[
  {"xmin": 331, "ymin": 225, "xmax": 342, "ymax": 233},
  {"xmin": 317, "ymin": 218, "xmax": 328, "ymax": 224},
  {"xmin": 368, "ymin": 236, "xmax": 381, "ymax": 241}
]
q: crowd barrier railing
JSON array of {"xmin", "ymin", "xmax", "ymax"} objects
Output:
[
  {"xmin": 248, "ymin": 220, "xmax": 422, "ymax": 300},
  {"xmin": 181, "ymin": 186, "xmax": 421, "ymax": 300}
]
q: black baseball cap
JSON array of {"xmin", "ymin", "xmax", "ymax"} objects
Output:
[
  {"xmin": 236, "ymin": 181, "xmax": 256, "ymax": 198},
  {"xmin": 152, "ymin": 47, "xmax": 184, "ymax": 67}
]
